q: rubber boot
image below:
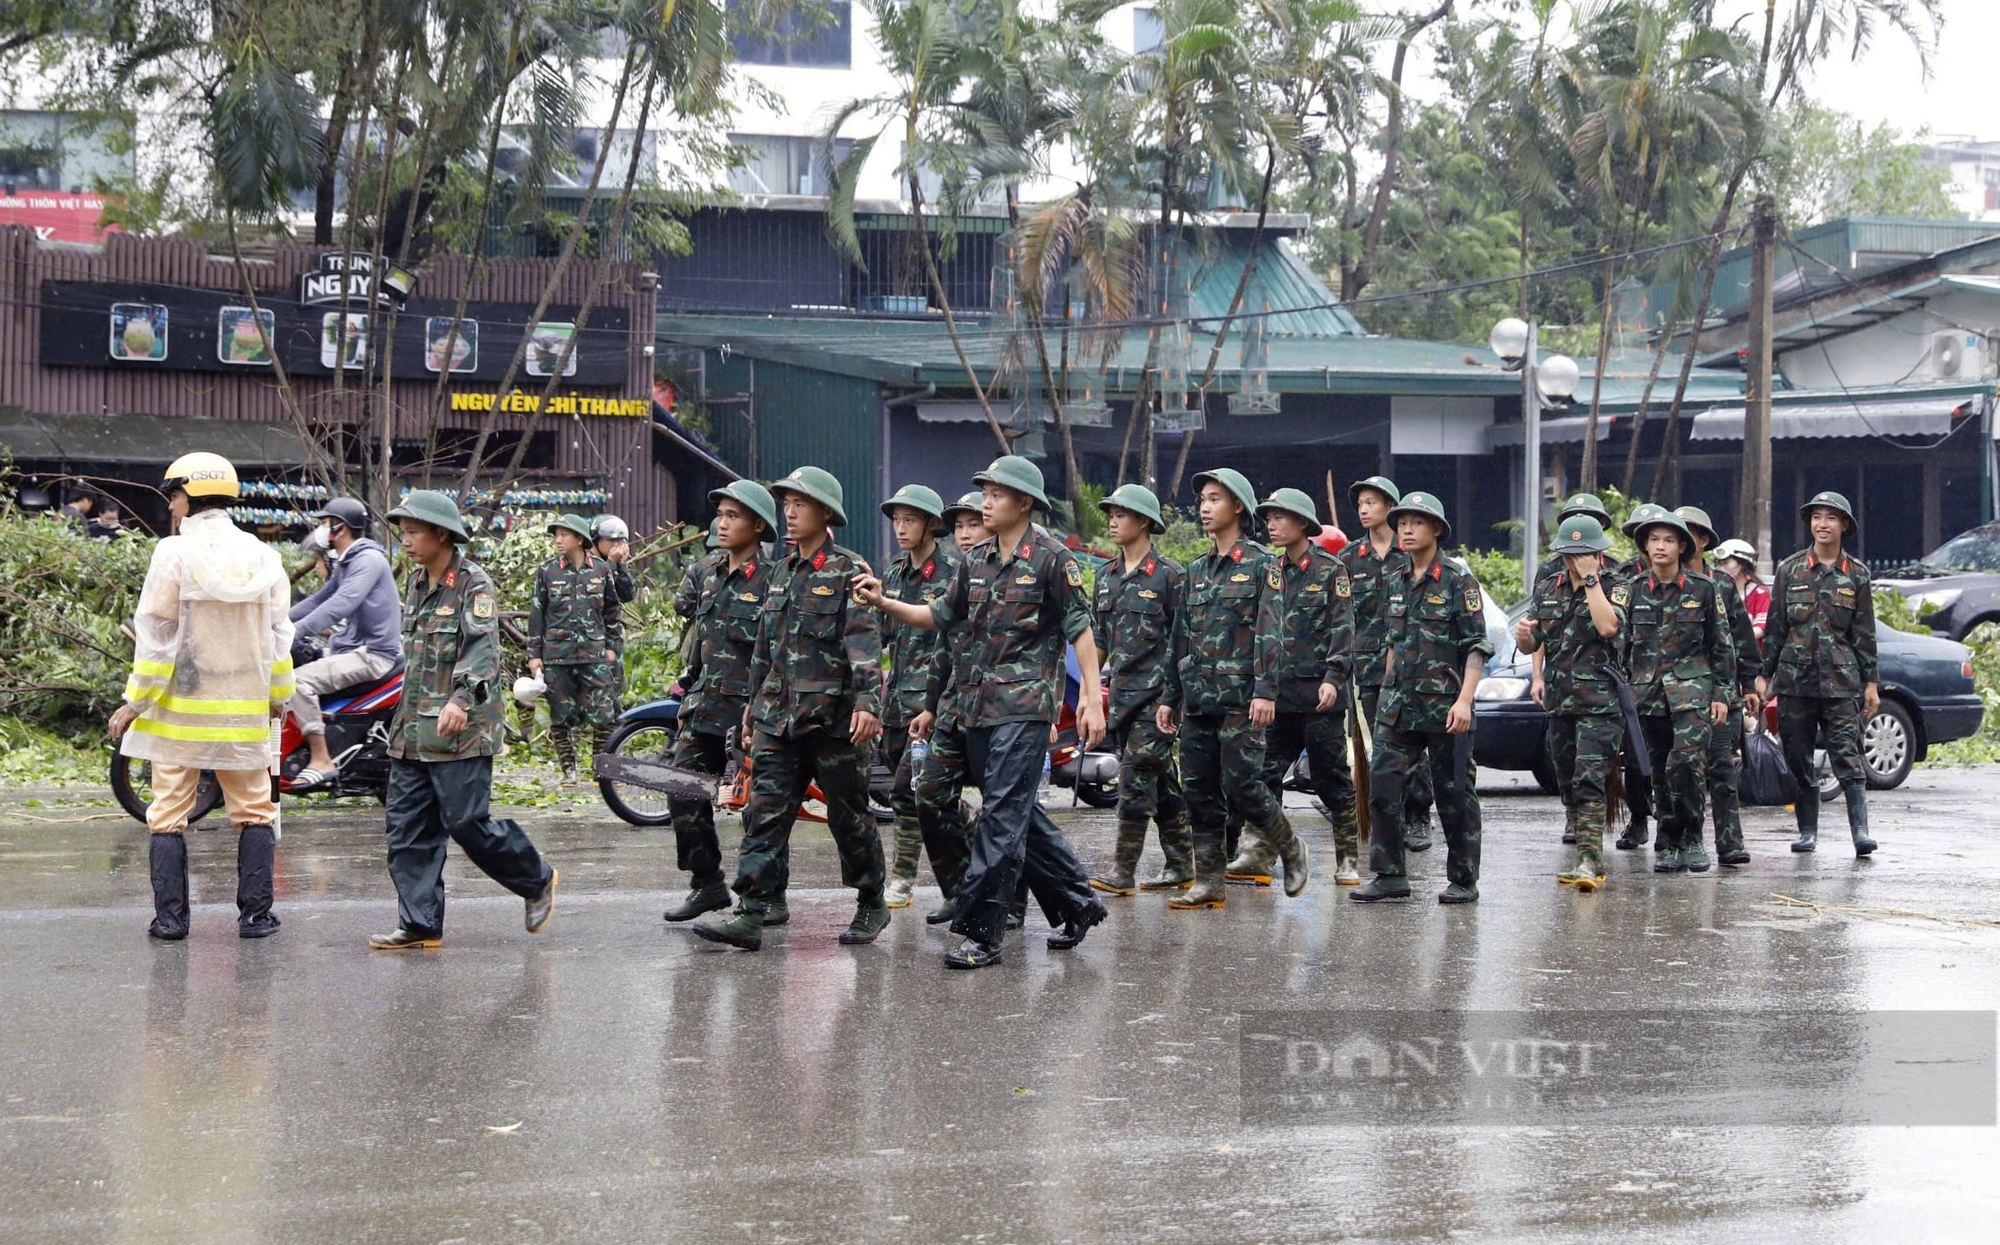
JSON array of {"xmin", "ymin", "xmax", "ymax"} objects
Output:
[
  {"xmin": 1790, "ymin": 790, "xmax": 1819, "ymax": 853},
  {"xmin": 883, "ymin": 816, "xmax": 923, "ymax": 908},
  {"xmin": 1331, "ymin": 801, "xmax": 1361, "ymax": 885},
  {"xmin": 235, "ymin": 824, "xmax": 281, "ymax": 938},
  {"xmin": 1225, "ymin": 829, "xmax": 1276, "ymax": 886},
  {"xmin": 664, "ymin": 875, "xmax": 732, "ymax": 922},
  {"xmin": 553, "ymin": 726, "xmax": 578, "ymax": 787},
  {"xmin": 1405, "ymin": 806, "xmax": 1434, "ymax": 853},
  {"xmin": 1350, "ymin": 874, "xmax": 1412, "ymax": 902},
  {"xmin": 1716, "ymin": 789, "xmax": 1750, "ymax": 865},
  {"xmin": 147, "ymin": 832, "xmax": 189, "ymax": 940},
  {"xmin": 1845, "ymin": 782, "xmax": 1876, "ymax": 857},
  {"xmin": 1167, "ymin": 832, "xmax": 1227, "ymax": 909},
  {"xmin": 1089, "ymin": 819, "xmax": 1147, "ymax": 896},
  {"xmin": 1561, "ymin": 803, "xmax": 1578, "ymax": 845},
  {"xmin": 1267, "ymin": 813, "xmax": 1310, "ymax": 898},
  {"xmin": 1140, "ymin": 816, "xmax": 1194, "ymax": 890},
  {"xmin": 1558, "ymin": 802, "xmax": 1605, "ymax": 888}
]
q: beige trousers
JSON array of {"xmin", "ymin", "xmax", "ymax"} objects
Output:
[{"xmin": 148, "ymin": 764, "xmax": 278, "ymax": 835}]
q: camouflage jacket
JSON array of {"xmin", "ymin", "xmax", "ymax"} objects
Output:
[
  {"xmin": 673, "ymin": 549, "xmax": 774, "ymax": 734},
  {"xmin": 1527, "ymin": 563, "xmax": 1629, "ymax": 717},
  {"xmin": 1378, "ymin": 557, "xmax": 1494, "ymax": 733},
  {"xmin": 923, "ymin": 603, "xmax": 985, "ymax": 731},
  {"xmin": 1704, "ymin": 562, "xmax": 1761, "ymax": 696},
  {"xmin": 1271, "ymin": 542, "xmax": 1354, "ymax": 714},
  {"xmin": 528, "ymin": 552, "xmax": 622, "ymax": 665},
  {"xmin": 1625, "ymin": 567, "xmax": 1734, "ymax": 714},
  {"xmin": 748, "ymin": 540, "xmax": 880, "ymax": 737},
  {"xmin": 1337, "ymin": 535, "xmax": 1410, "ymax": 690},
  {"xmin": 1761, "ymin": 549, "xmax": 1877, "ymax": 699},
  {"xmin": 882, "ymin": 540, "xmax": 963, "ymax": 726},
  {"xmin": 607, "ymin": 560, "xmax": 637, "ymax": 606},
  {"xmin": 1091, "ymin": 548, "xmax": 1185, "ymax": 731},
  {"xmin": 1177, "ymin": 538, "xmax": 1283, "ymax": 717},
  {"xmin": 388, "ymin": 553, "xmax": 504, "ymax": 762},
  {"xmin": 927, "ymin": 530, "xmax": 1092, "ymax": 727}
]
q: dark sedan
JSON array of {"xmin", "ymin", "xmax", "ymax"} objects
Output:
[
  {"xmin": 1881, "ymin": 523, "xmax": 2000, "ymax": 641},
  {"xmin": 1472, "ymin": 598, "xmax": 1983, "ymax": 793}
]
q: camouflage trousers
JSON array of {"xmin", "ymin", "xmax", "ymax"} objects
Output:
[
  {"xmin": 1262, "ymin": 709, "xmax": 1359, "ymax": 860},
  {"xmin": 913, "ymin": 720, "xmax": 972, "ymax": 815},
  {"xmin": 1114, "ymin": 712, "xmax": 1192, "ymax": 863},
  {"xmin": 1547, "ymin": 712, "xmax": 1621, "ymax": 850},
  {"xmin": 1639, "ymin": 709, "xmax": 1711, "ymax": 851},
  {"xmin": 1704, "ymin": 712, "xmax": 1746, "ymax": 854},
  {"xmin": 1180, "ymin": 712, "xmax": 1296, "ymax": 866},
  {"xmin": 731, "ymin": 728, "xmax": 884, "ymax": 908},
  {"xmin": 880, "ymin": 724, "xmax": 972, "ymax": 897},
  {"xmin": 1779, "ymin": 694, "xmax": 1865, "ymax": 789},
  {"xmin": 665, "ymin": 728, "xmax": 739, "ymax": 889},
  {"xmin": 1360, "ymin": 683, "xmax": 1433, "ymax": 829},
  {"xmin": 1367, "ymin": 726, "xmax": 1481, "ymax": 888},
  {"xmin": 545, "ymin": 661, "xmax": 620, "ymax": 768}
]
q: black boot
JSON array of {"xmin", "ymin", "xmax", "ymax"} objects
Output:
[
  {"xmin": 236, "ymin": 824, "xmax": 281, "ymax": 938},
  {"xmin": 664, "ymin": 876, "xmax": 733, "ymax": 922},
  {"xmin": 1845, "ymin": 782, "xmax": 1876, "ymax": 857},
  {"xmin": 1791, "ymin": 789, "xmax": 1819, "ymax": 853},
  {"xmin": 148, "ymin": 833, "xmax": 189, "ymax": 940}
]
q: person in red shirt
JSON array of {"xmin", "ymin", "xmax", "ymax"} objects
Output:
[{"xmin": 1715, "ymin": 539, "xmax": 1769, "ymax": 641}]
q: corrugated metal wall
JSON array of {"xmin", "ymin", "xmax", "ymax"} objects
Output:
[{"xmin": 0, "ymin": 227, "xmax": 679, "ymax": 534}]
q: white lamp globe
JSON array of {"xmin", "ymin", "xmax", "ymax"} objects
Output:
[
  {"xmin": 1537, "ymin": 353, "xmax": 1580, "ymax": 399},
  {"xmin": 1489, "ymin": 317, "xmax": 1529, "ymax": 362}
]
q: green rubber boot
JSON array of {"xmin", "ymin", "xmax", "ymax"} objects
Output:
[
  {"xmin": 1167, "ymin": 833, "xmax": 1227, "ymax": 909},
  {"xmin": 1140, "ymin": 816, "xmax": 1194, "ymax": 889},
  {"xmin": 1225, "ymin": 830, "xmax": 1276, "ymax": 886},
  {"xmin": 1845, "ymin": 782, "xmax": 1876, "ymax": 857},
  {"xmin": 884, "ymin": 817, "xmax": 923, "ymax": 908},
  {"xmin": 1089, "ymin": 819, "xmax": 1147, "ymax": 896},
  {"xmin": 1791, "ymin": 788, "xmax": 1819, "ymax": 853}
]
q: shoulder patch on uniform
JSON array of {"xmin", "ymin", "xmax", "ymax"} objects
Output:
[
  {"xmin": 471, "ymin": 593, "xmax": 494, "ymax": 619},
  {"xmin": 1335, "ymin": 574, "xmax": 1352, "ymax": 598},
  {"xmin": 1065, "ymin": 559, "xmax": 1083, "ymax": 588},
  {"xmin": 1266, "ymin": 564, "xmax": 1282, "ymax": 591},
  {"xmin": 1463, "ymin": 585, "xmax": 1483, "ymax": 612},
  {"xmin": 1611, "ymin": 586, "xmax": 1630, "ymax": 607}
]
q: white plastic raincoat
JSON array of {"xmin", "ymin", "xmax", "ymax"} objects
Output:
[{"xmin": 120, "ymin": 508, "xmax": 296, "ymax": 770}]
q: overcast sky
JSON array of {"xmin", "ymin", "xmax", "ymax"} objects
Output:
[{"xmin": 1793, "ymin": 0, "xmax": 1994, "ymax": 139}]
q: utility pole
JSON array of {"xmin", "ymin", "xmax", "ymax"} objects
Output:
[
  {"xmin": 1739, "ymin": 196, "xmax": 1776, "ymax": 574},
  {"xmin": 1522, "ymin": 323, "xmax": 1540, "ymax": 602}
]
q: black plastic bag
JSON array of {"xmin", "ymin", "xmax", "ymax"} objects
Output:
[{"xmin": 1740, "ymin": 724, "xmax": 1799, "ymax": 806}]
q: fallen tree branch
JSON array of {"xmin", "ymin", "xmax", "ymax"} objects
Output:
[{"xmin": 1768, "ymin": 893, "xmax": 2000, "ymax": 930}]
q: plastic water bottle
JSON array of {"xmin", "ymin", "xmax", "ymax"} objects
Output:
[
  {"xmin": 909, "ymin": 736, "xmax": 929, "ymax": 766},
  {"xmin": 1040, "ymin": 750, "xmax": 1052, "ymax": 804}
]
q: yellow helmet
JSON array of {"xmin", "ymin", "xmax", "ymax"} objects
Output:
[{"xmin": 161, "ymin": 451, "xmax": 239, "ymax": 499}]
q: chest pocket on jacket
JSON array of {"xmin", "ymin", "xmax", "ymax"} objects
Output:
[
  {"xmin": 1787, "ymin": 584, "xmax": 1816, "ymax": 623},
  {"xmin": 1121, "ymin": 595, "xmax": 1165, "ymax": 641},
  {"xmin": 1412, "ymin": 594, "xmax": 1452, "ymax": 625},
  {"xmin": 1218, "ymin": 578, "xmax": 1259, "ymax": 622},
  {"xmin": 796, "ymin": 589, "xmax": 844, "ymax": 639},
  {"xmin": 1001, "ymin": 580, "xmax": 1044, "ymax": 630}
]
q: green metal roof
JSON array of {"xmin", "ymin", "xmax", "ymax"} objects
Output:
[
  {"xmin": 1185, "ymin": 235, "xmax": 1364, "ymax": 338},
  {"xmin": 656, "ymin": 313, "xmax": 1518, "ymax": 396}
]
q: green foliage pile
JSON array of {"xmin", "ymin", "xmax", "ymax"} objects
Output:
[{"xmin": 0, "ymin": 509, "xmax": 153, "ymax": 741}]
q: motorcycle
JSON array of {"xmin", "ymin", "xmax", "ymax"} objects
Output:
[
  {"xmin": 1044, "ymin": 647, "xmax": 1120, "ymax": 809},
  {"xmin": 111, "ymin": 639, "xmax": 405, "ymax": 825}
]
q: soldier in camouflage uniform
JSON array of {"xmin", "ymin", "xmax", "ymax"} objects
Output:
[
  {"xmin": 1351, "ymin": 492, "xmax": 1492, "ymax": 905},
  {"xmin": 528, "ymin": 513, "xmax": 624, "ymax": 786},
  {"xmin": 908, "ymin": 491, "xmax": 989, "ymax": 928},
  {"xmin": 1760, "ymin": 490, "xmax": 1879, "ymax": 857},
  {"xmin": 1624, "ymin": 508, "xmax": 1734, "ymax": 873},
  {"xmin": 1610, "ymin": 506, "xmax": 1661, "ymax": 850},
  {"xmin": 1517, "ymin": 513, "xmax": 1627, "ymax": 890},
  {"xmin": 662, "ymin": 481, "xmax": 779, "ymax": 924},
  {"xmin": 691, "ymin": 467, "xmax": 890, "ymax": 951},
  {"xmin": 370, "ymin": 491, "xmax": 557, "ymax": 950},
  {"xmin": 877, "ymin": 483, "xmax": 973, "ymax": 911},
  {"xmin": 1340, "ymin": 476, "xmax": 1435, "ymax": 852},
  {"xmin": 1166, "ymin": 467, "xmax": 1309, "ymax": 910},
  {"xmin": 1529, "ymin": 493, "xmax": 1621, "ymax": 847},
  {"xmin": 860, "ymin": 456, "xmax": 1108, "ymax": 969},
  {"xmin": 1676, "ymin": 505, "xmax": 1761, "ymax": 866},
  {"xmin": 1246, "ymin": 488, "xmax": 1360, "ymax": 884},
  {"xmin": 1086, "ymin": 483, "xmax": 1194, "ymax": 895},
  {"xmin": 593, "ymin": 514, "xmax": 638, "ymax": 704}
]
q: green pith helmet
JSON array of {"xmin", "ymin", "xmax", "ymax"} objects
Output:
[
  {"xmin": 708, "ymin": 479, "xmax": 779, "ymax": 536},
  {"xmin": 1556, "ymin": 491, "xmax": 1610, "ymax": 523},
  {"xmin": 881, "ymin": 482, "xmax": 946, "ymax": 522},
  {"xmin": 971, "ymin": 454, "xmax": 1051, "ymax": 510},
  {"xmin": 1098, "ymin": 483, "xmax": 1166, "ymax": 534},
  {"xmin": 771, "ymin": 465, "xmax": 848, "ymax": 527},
  {"xmin": 1190, "ymin": 467, "xmax": 1258, "ymax": 520},
  {"xmin": 549, "ymin": 513, "xmax": 594, "ymax": 542},
  {"xmin": 1673, "ymin": 505, "xmax": 1719, "ymax": 548},
  {"xmin": 385, "ymin": 489, "xmax": 470, "ymax": 542},
  {"xmin": 1386, "ymin": 490, "xmax": 1452, "ymax": 543},
  {"xmin": 942, "ymin": 490, "xmax": 984, "ymax": 521},
  {"xmin": 1256, "ymin": 487, "xmax": 1324, "ymax": 537},
  {"xmin": 1548, "ymin": 513, "xmax": 1613, "ymax": 554},
  {"xmin": 1620, "ymin": 501, "xmax": 1666, "ymax": 536},
  {"xmin": 1349, "ymin": 475, "xmax": 1402, "ymax": 507},
  {"xmin": 1630, "ymin": 506, "xmax": 1693, "ymax": 549},
  {"xmin": 1799, "ymin": 489, "xmax": 1856, "ymax": 534}
]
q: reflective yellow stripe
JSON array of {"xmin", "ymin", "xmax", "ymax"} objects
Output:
[
  {"xmin": 123, "ymin": 682, "xmax": 163, "ymax": 705},
  {"xmin": 148, "ymin": 693, "xmax": 274, "ymax": 716},
  {"xmin": 270, "ymin": 682, "xmax": 296, "ymax": 700},
  {"xmin": 130, "ymin": 718, "xmax": 270, "ymax": 743},
  {"xmin": 132, "ymin": 660, "xmax": 175, "ymax": 677},
  {"xmin": 271, "ymin": 659, "xmax": 295, "ymax": 677}
]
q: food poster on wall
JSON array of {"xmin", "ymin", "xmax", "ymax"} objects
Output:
[
  {"xmin": 424, "ymin": 317, "xmax": 478, "ymax": 373},
  {"xmin": 109, "ymin": 303, "xmax": 168, "ymax": 361},
  {"xmin": 524, "ymin": 322, "xmax": 578, "ymax": 377},
  {"xmin": 217, "ymin": 306, "xmax": 277, "ymax": 364},
  {"xmin": 321, "ymin": 312, "xmax": 368, "ymax": 370}
]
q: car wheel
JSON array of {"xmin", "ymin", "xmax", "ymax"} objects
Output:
[
  {"xmin": 1812, "ymin": 749, "xmax": 1841, "ymax": 803},
  {"xmin": 1863, "ymin": 700, "xmax": 1915, "ymax": 790}
]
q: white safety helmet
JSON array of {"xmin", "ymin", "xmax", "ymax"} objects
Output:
[
  {"xmin": 1714, "ymin": 538, "xmax": 1757, "ymax": 566},
  {"xmin": 593, "ymin": 515, "xmax": 630, "ymax": 542},
  {"xmin": 513, "ymin": 676, "xmax": 547, "ymax": 707}
]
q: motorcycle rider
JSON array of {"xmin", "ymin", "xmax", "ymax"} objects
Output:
[
  {"xmin": 287, "ymin": 497, "xmax": 402, "ymax": 790},
  {"xmin": 109, "ymin": 452, "xmax": 295, "ymax": 940}
]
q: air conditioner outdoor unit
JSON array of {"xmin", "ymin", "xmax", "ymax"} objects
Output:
[{"xmin": 1929, "ymin": 331, "xmax": 1987, "ymax": 379}]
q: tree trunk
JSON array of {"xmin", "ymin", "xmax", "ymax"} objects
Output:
[
  {"xmin": 1341, "ymin": 0, "xmax": 1453, "ymax": 300},
  {"xmin": 1651, "ymin": 178, "xmax": 1746, "ymax": 503},
  {"xmin": 1579, "ymin": 254, "xmax": 1616, "ymax": 492}
]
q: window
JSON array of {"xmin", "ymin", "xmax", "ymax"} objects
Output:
[
  {"xmin": 728, "ymin": 134, "xmax": 851, "ymax": 196},
  {"xmin": 730, "ymin": 0, "xmax": 851, "ymax": 68},
  {"xmin": 0, "ymin": 111, "xmax": 126, "ymax": 193}
]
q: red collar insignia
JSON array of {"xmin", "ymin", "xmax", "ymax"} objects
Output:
[
  {"xmin": 1297, "ymin": 554, "xmax": 1311, "ymax": 569},
  {"xmin": 444, "ymin": 569, "xmax": 456, "ymax": 588},
  {"xmin": 921, "ymin": 558, "xmax": 934, "ymax": 578},
  {"xmin": 1142, "ymin": 557, "xmax": 1155, "ymax": 576},
  {"xmin": 741, "ymin": 560, "xmax": 755, "ymax": 576},
  {"xmin": 1019, "ymin": 542, "xmax": 1033, "ymax": 559},
  {"xmin": 1229, "ymin": 543, "xmax": 1243, "ymax": 562},
  {"xmin": 1428, "ymin": 562, "xmax": 1442, "ymax": 581},
  {"xmin": 811, "ymin": 548, "xmax": 827, "ymax": 571}
]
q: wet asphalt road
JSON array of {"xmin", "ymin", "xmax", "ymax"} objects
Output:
[{"xmin": 2, "ymin": 769, "xmax": 1997, "ymax": 1244}]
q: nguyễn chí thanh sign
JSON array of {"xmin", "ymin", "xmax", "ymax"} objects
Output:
[{"xmin": 449, "ymin": 390, "xmax": 651, "ymax": 417}]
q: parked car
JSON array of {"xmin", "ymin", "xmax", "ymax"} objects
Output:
[
  {"xmin": 1471, "ymin": 597, "xmax": 1983, "ymax": 794},
  {"xmin": 1880, "ymin": 522, "xmax": 2000, "ymax": 641}
]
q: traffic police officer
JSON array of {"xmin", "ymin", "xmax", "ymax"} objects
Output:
[
  {"xmin": 528, "ymin": 513, "xmax": 623, "ymax": 786},
  {"xmin": 1352, "ymin": 492, "xmax": 1491, "ymax": 905},
  {"xmin": 370, "ymin": 490, "xmax": 557, "ymax": 949},
  {"xmin": 692, "ymin": 467, "xmax": 890, "ymax": 950},
  {"xmin": 1760, "ymin": 490, "xmax": 1879, "ymax": 857},
  {"xmin": 1676, "ymin": 505, "xmax": 1761, "ymax": 866},
  {"xmin": 662, "ymin": 480, "xmax": 779, "ymax": 923},
  {"xmin": 1087, "ymin": 483, "xmax": 1194, "ymax": 895}
]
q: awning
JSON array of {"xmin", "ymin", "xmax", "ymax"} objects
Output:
[
  {"xmin": 1689, "ymin": 397, "xmax": 1971, "ymax": 442},
  {"xmin": 1485, "ymin": 414, "xmax": 1612, "ymax": 447},
  {"xmin": 0, "ymin": 409, "xmax": 315, "ymax": 467}
]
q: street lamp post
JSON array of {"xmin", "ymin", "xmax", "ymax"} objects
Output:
[{"xmin": 1490, "ymin": 318, "xmax": 1579, "ymax": 600}]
